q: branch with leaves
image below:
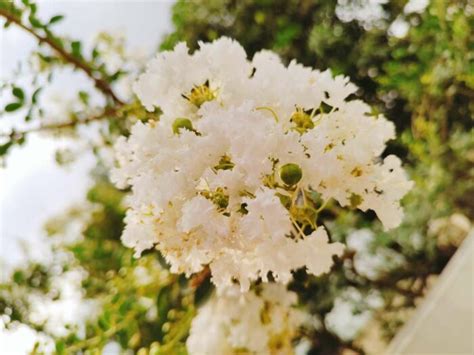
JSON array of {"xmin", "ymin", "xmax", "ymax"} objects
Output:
[
  {"xmin": 0, "ymin": 2, "xmax": 122, "ymax": 104},
  {"xmin": 0, "ymin": 1, "xmax": 163, "ymax": 159}
]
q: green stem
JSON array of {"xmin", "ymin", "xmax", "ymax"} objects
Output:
[{"xmin": 316, "ymin": 198, "xmax": 330, "ymax": 213}]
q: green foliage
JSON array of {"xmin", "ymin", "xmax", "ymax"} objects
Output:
[
  {"xmin": 4, "ymin": 178, "xmax": 196, "ymax": 354},
  {"xmin": 4, "ymin": 87, "xmax": 25, "ymax": 112},
  {"xmin": 51, "ymin": 179, "xmax": 196, "ymax": 354},
  {"xmin": 48, "ymin": 15, "xmax": 64, "ymax": 25},
  {"xmin": 162, "ymin": 0, "xmax": 472, "ymax": 135}
]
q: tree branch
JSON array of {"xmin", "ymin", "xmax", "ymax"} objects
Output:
[
  {"xmin": 341, "ymin": 251, "xmax": 429, "ymax": 298},
  {"xmin": 190, "ymin": 266, "xmax": 211, "ymax": 289},
  {"xmin": 0, "ymin": 107, "xmax": 118, "ymax": 138},
  {"xmin": 0, "ymin": 8, "xmax": 123, "ymax": 105}
]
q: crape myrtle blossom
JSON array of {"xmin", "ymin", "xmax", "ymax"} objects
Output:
[
  {"xmin": 111, "ymin": 37, "xmax": 413, "ymax": 292},
  {"xmin": 186, "ymin": 283, "xmax": 306, "ymax": 354}
]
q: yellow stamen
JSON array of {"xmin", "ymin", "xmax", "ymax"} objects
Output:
[
  {"xmin": 255, "ymin": 106, "xmax": 279, "ymax": 122},
  {"xmin": 182, "ymin": 81, "xmax": 217, "ymax": 108}
]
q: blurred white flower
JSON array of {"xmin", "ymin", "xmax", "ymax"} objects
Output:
[
  {"xmin": 0, "ymin": 320, "xmax": 54, "ymax": 354},
  {"xmin": 325, "ymin": 287, "xmax": 383, "ymax": 342},
  {"xmin": 41, "ymin": 91, "xmax": 79, "ymax": 126},
  {"xmin": 28, "ymin": 268, "xmax": 97, "ymax": 337},
  {"xmin": 187, "ymin": 283, "xmax": 306, "ymax": 355},
  {"xmin": 347, "ymin": 228, "xmax": 405, "ymax": 280},
  {"xmin": 429, "ymin": 213, "xmax": 471, "ymax": 248}
]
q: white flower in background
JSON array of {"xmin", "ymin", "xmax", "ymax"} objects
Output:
[
  {"xmin": 28, "ymin": 269, "xmax": 97, "ymax": 337},
  {"xmin": 428, "ymin": 212, "xmax": 471, "ymax": 248},
  {"xmin": 186, "ymin": 283, "xmax": 306, "ymax": 355},
  {"xmin": 325, "ymin": 287, "xmax": 383, "ymax": 342},
  {"xmin": 91, "ymin": 31, "xmax": 149, "ymax": 101},
  {"xmin": 41, "ymin": 91, "xmax": 81, "ymax": 126},
  {"xmin": 346, "ymin": 229, "xmax": 405, "ymax": 280},
  {"xmin": 0, "ymin": 321, "xmax": 54, "ymax": 354},
  {"xmin": 112, "ymin": 37, "xmax": 412, "ymax": 292}
]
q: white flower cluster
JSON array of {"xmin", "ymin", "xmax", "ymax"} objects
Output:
[
  {"xmin": 111, "ymin": 37, "xmax": 412, "ymax": 292},
  {"xmin": 186, "ymin": 284, "xmax": 306, "ymax": 354}
]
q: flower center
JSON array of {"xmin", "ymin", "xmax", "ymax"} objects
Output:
[
  {"xmin": 182, "ymin": 80, "xmax": 217, "ymax": 108},
  {"xmin": 290, "ymin": 108, "xmax": 314, "ymax": 134},
  {"xmin": 200, "ymin": 187, "xmax": 229, "ymax": 212}
]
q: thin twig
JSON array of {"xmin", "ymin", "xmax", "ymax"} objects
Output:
[
  {"xmin": 0, "ymin": 107, "xmax": 118, "ymax": 138},
  {"xmin": 0, "ymin": 8, "xmax": 123, "ymax": 104}
]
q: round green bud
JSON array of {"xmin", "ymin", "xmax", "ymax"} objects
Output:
[
  {"xmin": 279, "ymin": 163, "xmax": 303, "ymax": 186},
  {"xmin": 172, "ymin": 118, "xmax": 193, "ymax": 134}
]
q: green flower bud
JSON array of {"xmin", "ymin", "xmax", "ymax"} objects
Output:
[
  {"xmin": 279, "ymin": 163, "xmax": 302, "ymax": 186},
  {"xmin": 172, "ymin": 118, "xmax": 193, "ymax": 134}
]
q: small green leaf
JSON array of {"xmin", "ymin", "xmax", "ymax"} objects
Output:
[
  {"xmin": 78, "ymin": 91, "xmax": 89, "ymax": 104},
  {"xmin": 117, "ymin": 330, "xmax": 129, "ymax": 349},
  {"xmin": 29, "ymin": 3, "xmax": 37, "ymax": 14},
  {"xmin": 28, "ymin": 15, "xmax": 43, "ymax": 28},
  {"xmin": 0, "ymin": 141, "xmax": 13, "ymax": 156},
  {"xmin": 13, "ymin": 271, "xmax": 24, "ymax": 283},
  {"xmin": 55, "ymin": 340, "xmax": 65, "ymax": 355},
  {"xmin": 91, "ymin": 47, "xmax": 99, "ymax": 60},
  {"xmin": 51, "ymin": 37, "xmax": 64, "ymax": 49},
  {"xmin": 5, "ymin": 102, "xmax": 22, "ymax": 112},
  {"xmin": 109, "ymin": 70, "xmax": 125, "ymax": 82},
  {"xmin": 12, "ymin": 87, "xmax": 24, "ymax": 101},
  {"xmin": 98, "ymin": 310, "xmax": 112, "ymax": 330},
  {"xmin": 48, "ymin": 15, "xmax": 64, "ymax": 25},
  {"xmin": 118, "ymin": 299, "xmax": 132, "ymax": 316},
  {"xmin": 32, "ymin": 88, "xmax": 42, "ymax": 104},
  {"xmin": 71, "ymin": 41, "xmax": 82, "ymax": 58},
  {"xmin": 38, "ymin": 53, "xmax": 53, "ymax": 63}
]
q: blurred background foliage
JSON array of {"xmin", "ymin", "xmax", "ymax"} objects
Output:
[{"xmin": 0, "ymin": 0, "xmax": 473, "ymax": 354}]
